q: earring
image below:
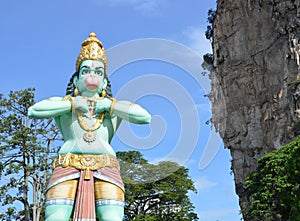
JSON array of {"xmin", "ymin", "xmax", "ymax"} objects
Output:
[
  {"xmin": 74, "ymin": 87, "xmax": 79, "ymax": 96},
  {"xmin": 101, "ymin": 89, "xmax": 106, "ymax": 97}
]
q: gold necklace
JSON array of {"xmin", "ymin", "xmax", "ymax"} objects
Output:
[{"xmin": 77, "ymin": 98, "xmax": 105, "ymax": 143}]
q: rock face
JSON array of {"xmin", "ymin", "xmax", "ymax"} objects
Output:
[{"xmin": 210, "ymin": 0, "xmax": 300, "ymax": 218}]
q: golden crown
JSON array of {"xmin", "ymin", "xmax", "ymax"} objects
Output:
[{"xmin": 76, "ymin": 32, "xmax": 107, "ymax": 71}]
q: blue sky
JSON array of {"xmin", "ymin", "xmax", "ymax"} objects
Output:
[{"xmin": 0, "ymin": 0, "xmax": 242, "ymax": 220}]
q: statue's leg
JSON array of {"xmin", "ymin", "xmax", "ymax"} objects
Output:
[
  {"xmin": 46, "ymin": 179, "xmax": 78, "ymax": 221},
  {"xmin": 94, "ymin": 179, "xmax": 125, "ymax": 221}
]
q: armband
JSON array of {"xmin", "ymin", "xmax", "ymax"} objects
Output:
[
  {"xmin": 108, "ymin": 98, "xmax": 117, "ymax": 116},
  {"xmin": 62, "ymin": 95, "xmax": 75, "ymax": 113}
]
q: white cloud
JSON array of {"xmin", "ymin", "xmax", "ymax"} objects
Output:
[
  {"xmin": 149, "ymin": 156, "xmax": 190, "ymax": 165},
  {"xmin": 194, "ymin": 176, "xmax": 217, "ymax": 193},
  {"xmin": 185, "ymin": 158, "xmax": 196, "ymax": 166},
  {"xmin": 98, "ymin": 0, "xmax": 169, "ymax": 15},
  {"xmin": 198, "ymin": 208, "xmax": 240, "ymax": 221},
  {"xmin": 195, "ymin": 103, "xmax": 211, "ymax": 114},
  {"xmin": 182, "ymin": 26, "xmax": 212, "ymax": 56},
  {"xmin": 133, "ymin": 0, "xmax": 158, "ymax": 13}
]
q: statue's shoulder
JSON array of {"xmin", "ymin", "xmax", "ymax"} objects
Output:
[{"xmin": 47, "ymin": 96, "xmax": 64, "ymax": 101}]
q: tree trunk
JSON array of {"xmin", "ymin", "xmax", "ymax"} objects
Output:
[
  {"xmin": 24, "ymin": 114, "xmax": 31, "ymax": 221},
  {"xmin": 33, "ymin": 174, "xmax": 37, "ymax": 221},
  {"xmin": 210, "ymin": 0, "xmax": 300, "ymax": 219},
  {"xmin": 24, "ymin": 169, "xmax": 31, "ymax": 221}
]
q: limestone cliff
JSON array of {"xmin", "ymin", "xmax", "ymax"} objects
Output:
[{"xmin": 210, "ymin": 0, "xmax": 300, "ymax": 217}]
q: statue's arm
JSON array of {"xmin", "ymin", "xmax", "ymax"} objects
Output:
[
  {"xmin": 96, "ymin": 99, "xmax": 151, "ymax": 124},
  {"xmin": 28, "ymin": 97, "xmax": 71, "ymax": 119},
  {"xmin": 113, "ymin": 100, "xmax": 151, "ymax": 124}
]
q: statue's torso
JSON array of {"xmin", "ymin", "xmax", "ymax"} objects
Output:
[{"xmin": 55, "ymin": 112, "xmax": 117, "ymax": 156}]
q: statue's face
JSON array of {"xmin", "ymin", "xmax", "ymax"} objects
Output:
[{"xmin": 75, "ymin": 60, "xmax": 107, "ymax": 96}]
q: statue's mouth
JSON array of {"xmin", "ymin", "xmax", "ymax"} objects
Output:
[{"xmin": 87, "ymin": 84, "xmax": 98, "ymax": 90}]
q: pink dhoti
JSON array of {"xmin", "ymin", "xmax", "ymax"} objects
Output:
[{"xmin": 46, "ymin": 165, "xmax": 125, "ymax": 221}]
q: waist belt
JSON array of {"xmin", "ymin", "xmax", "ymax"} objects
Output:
[{"xmin": 53, "ymin": 153, "xmax": 120, "ymax": 180}]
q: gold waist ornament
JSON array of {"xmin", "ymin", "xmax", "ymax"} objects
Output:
[{"xmin": 53, "ymin": 153, "xmax": 120, "ymax": 179}]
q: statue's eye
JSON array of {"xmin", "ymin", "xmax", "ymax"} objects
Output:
[
  {"xmin": 96, "ymin": 71, "xmax": 103, "ymax": 76},
  {"xmin": 83, "ymin": 70, "xmax": 90, "ymax": 75}
]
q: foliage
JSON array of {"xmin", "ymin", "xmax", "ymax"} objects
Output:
[
  {"xmin": 292, "ymin": 120, "xmax": 300, "ymax": 137},
  {"xmin": 244, "ymin": 136, "xmax": 300, "ymax": 221},
  {"xmin": 205, "ymin": 8, "xmax": 216, "ymax": 41},
  {"xmin": 202, "ymin": 53, "xmax": 214, "ymax": 69},
  {"xmin": 117, "ymin": 151, "xmax": 199, "ymax": 221},
  {"xmin": 0, "ymin": 88, "xmax": 60, "ymax": 221},
  {"xmin": 202, "ymin": 8, "xmax": 216, "ymax": 72}
]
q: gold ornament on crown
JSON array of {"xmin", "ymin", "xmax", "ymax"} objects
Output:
[{"xmin": 76, "ymin": 32, "xmax": 107, "ymax": 71}]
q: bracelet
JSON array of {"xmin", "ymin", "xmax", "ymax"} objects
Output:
[
  {"xmin": 108, "ymin": 98, "xmax": 117, "ymax": 116},
  {"xmin": 62, "ymin": 95, "xmax": 75, "ymax": 113}
]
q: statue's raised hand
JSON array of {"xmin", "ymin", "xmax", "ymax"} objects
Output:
[
  {"xmin": 95, "ymin": 98, "xmax": 112, "ymax": 113},
  {"xmin": 74, "ymin": 96, "xmax": 89, "ymax": 113}
]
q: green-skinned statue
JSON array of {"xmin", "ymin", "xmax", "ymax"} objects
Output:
[{"xmin": 28, "ymin": 32, "xmax": 151, "ymax": 221}]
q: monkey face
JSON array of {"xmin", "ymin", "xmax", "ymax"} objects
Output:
[{"xmin": 74, "ymin": 60, "xmax": 107, "ymax": 96}]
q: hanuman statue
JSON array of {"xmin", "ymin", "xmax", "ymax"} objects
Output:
[{"xmin": 28, "ymin": 32, "xmax": 151, "ymax": 221}]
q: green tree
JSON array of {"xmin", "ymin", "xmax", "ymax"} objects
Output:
[
  {"xmin": 0, "ymin": 88, "xmax": 61, "ymax": 221},
  {"xmin": 202, "ymin": 8, "xmax": 216, "ymax": 74},
  {"xmin": 205, "ymin": 8, "xmax": 216, "ymax": 42},
  {"xmin": 244, "ymin": 136, "xmax": 300, "ymax": 221},
  {"xmin": 117, "ymin": 151, "xmax": 199, "ymax": 221}
]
